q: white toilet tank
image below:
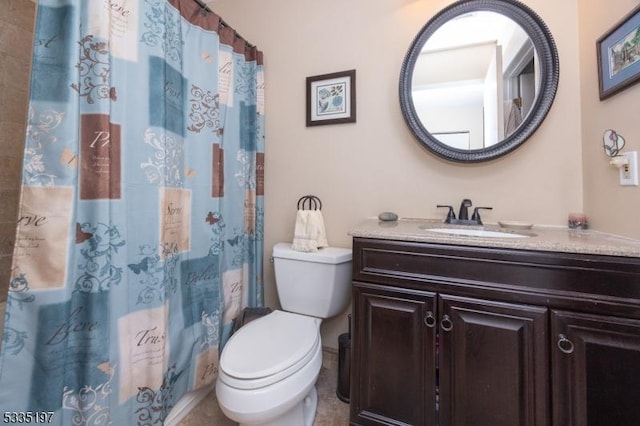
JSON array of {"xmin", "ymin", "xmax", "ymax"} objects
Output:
[{"xmin": 272, "ymin": 243, "xmax": 352, "ymax": 318}]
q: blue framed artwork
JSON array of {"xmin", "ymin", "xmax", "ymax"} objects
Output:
[
  {"xmin": 306, "ymin": 69, "xmax": 356, "ymax": 126},
  {"xmin": 597, "ymin": 5, "xmax": 640, "ymax": 100}
]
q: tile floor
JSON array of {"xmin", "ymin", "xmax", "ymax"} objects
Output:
[{"xmin": 178, "ymin": 349, "xmax": 351, "ymax": 425}]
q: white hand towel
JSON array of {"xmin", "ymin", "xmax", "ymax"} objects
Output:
[{"xmin": 291, "ymin": 210, "xmax": 328, "ymax": 252}]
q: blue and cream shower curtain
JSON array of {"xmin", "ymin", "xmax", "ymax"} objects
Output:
[{"xmin": 0, "ymin": 0, "xmax": 264, "ymax": 423}]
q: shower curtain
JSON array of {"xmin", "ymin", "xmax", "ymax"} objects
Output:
[{"xmin": 0, "ymin": 0, "xmax": 264, "ymax": 424}]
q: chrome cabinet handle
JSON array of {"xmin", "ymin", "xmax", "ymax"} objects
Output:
[
  {"xmin": 441, "ymin": 314, "xmax": 454, "ymax": 332},
  {"xmin": 424, "ymin": 311, "xmax": 436, "ymax": 328},
  {"xmin": 557, "ymin": 334, "xmax": 574, "ymax": 354}
]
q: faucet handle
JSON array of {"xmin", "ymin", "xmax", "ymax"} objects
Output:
[
  {"xmin": 437, "ymin": 205, "xmax": 456, "ymax": 223},
  {"xmin": 471, "ymin": 207, "xmax": 493, "ymax": 225}
]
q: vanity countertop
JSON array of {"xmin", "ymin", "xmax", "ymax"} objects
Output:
[{"xmin": 349, "ymin": 218, "xmax": 640, "ymax": 258}]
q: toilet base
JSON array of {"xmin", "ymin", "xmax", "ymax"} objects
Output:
[{"xmin": 239, "ymin": 386, "xmax": 318, "ymax": 426}]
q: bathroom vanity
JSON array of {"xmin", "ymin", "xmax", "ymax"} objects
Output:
[{"xmin": 348, "ymin": 219, "xmax": 640, "ymax": 426}]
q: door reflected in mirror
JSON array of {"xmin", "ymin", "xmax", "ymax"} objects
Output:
[{"xmin": 411, "ymin": 11, "xmax": 536, "ymax": 149}]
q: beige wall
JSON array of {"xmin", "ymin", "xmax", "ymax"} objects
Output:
[
  {"xmin": 578, "ymin": 0, "xmax": 640, "ymax": 239},
  {"xmin": 214, "ymin": 0, "xmax": 587, "ymax": 349},
  {"xmin": 0, "ymin": 0, "xmax": 35, "ymax": 302}
]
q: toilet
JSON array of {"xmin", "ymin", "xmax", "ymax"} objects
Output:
[{"xmin": 215, "ymin": 242, "xmax": 352, "ymax": 426}]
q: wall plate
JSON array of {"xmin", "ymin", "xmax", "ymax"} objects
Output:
[{"xmin": 620, "ymin": 151, "xmax": 639, "ymax": 186}]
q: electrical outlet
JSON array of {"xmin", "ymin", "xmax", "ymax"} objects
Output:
[{"xmin": 620, "ymin": 151, "xmax": 639, "ymax": 186}]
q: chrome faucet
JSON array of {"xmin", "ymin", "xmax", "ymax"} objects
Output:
[{"xmin": 437, "ymin": 199, "xmax": 493, "ymax": 225}]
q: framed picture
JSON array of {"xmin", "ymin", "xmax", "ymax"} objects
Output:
[
  {"xmin": 306, "ymin": 69, "xmax": 356, "ymax": 126},
  {"xmin": 597, "ymin": 5, "xmax": 640, "ymax": 100}
]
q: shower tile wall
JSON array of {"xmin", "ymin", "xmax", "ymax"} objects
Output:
[{"xmin": 0, "ymin": 0, "xmax": 36, "ymax": 302}]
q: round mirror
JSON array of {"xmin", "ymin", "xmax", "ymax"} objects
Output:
[{"xmin": 399, "ymin": 0, "xmax": 559, "ymax": 163}]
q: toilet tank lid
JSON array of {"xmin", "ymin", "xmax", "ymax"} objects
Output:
[{"xmin": 273, "ymin": 242, "xmax": 352, "ymax": 264}]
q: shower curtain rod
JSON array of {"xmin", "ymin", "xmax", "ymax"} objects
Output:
[{"xmin": 191, "ymin": 0, "xmax": 256, "ymax": 48}]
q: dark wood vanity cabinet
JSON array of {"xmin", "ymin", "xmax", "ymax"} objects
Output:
[{"xmin": 349, "ymin": 238, "xmax": 640, "ymax": 426}]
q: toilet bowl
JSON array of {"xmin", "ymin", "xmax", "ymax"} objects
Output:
[
  {"xmin": 216, "ymin": 243, "xmax": 352, "ymax": 426},
  {"xmin": 216, "ymin": 310, "xmax": 322, "ymax": 425}
]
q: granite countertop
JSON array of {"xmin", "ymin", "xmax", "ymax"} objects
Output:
[{"xmin": 349, "ymin": 218, "xmax": 640, "ymax": 258}]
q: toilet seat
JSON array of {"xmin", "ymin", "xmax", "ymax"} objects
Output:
[{"xmin": 219, "ymin": 310, "xmax": 321, "ymax": 390}]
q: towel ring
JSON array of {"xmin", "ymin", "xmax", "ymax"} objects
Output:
[{"xmin": 297, "ymin": 195, "xmax": 322, "ymax": 211}]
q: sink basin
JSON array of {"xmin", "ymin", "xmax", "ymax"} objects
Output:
[{"xmin": 420, "ymin": 227, "xmax": 531, "ymax": 239}]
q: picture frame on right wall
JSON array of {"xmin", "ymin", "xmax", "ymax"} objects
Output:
[{"xmin": 597, "ymin": 5, "xmax": 640, "ymax": 100}]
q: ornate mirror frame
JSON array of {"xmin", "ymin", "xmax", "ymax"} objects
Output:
[{"xmin": 399, "ymin": 0, "xmax": 559, "ymax": 163}]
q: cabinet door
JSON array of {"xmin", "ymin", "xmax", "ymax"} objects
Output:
[
  {"xmin": 439, "ymin": 295, "xmax": 549, "ymax": 426},
  {"xmin": 351, "ymin": 284, "xmax": 437, "ymax": 426},
  {"xmin": 551, "ymin": 310, "xmax": 640, "ymax": 426}
]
